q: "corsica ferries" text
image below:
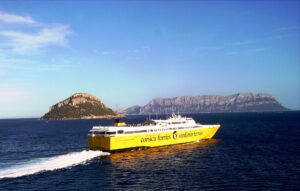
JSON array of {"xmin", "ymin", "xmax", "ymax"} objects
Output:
[{"xmin": 140, "ymin": 131, "xmax": 203, "ymax": 143}]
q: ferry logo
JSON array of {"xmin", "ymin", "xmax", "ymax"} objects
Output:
[{"xmin": 173, "ymin": 131, "xmax": 177, "ymax": 140}]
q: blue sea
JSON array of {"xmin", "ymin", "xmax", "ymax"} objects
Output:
[{"xmin": 0, "ymin": 112, "xmax": 299, "ymax": 190}]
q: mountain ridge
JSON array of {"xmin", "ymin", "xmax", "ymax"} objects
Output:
[{"xmin": 125, "ymin": 92, "xmax": 288, "ymax": 114}]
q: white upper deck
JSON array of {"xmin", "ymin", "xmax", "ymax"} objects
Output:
[
  {"xmin": 153, "ymin": 113, "xmax": 196, "ymax": 126},
  {"xmin": 89, "ymin": 114, "xmax": 218, "ymax": 136}
]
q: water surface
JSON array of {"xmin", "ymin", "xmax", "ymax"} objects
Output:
[{"xmin": 0, "ymin": 112, "xmax": 299, "ymax": 190}]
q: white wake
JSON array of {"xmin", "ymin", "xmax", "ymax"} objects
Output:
[{"xmin": 0, "ymin": 150, "xmax": 109, "ymax": 179}]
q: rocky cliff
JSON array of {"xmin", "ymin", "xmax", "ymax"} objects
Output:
[
  {"xmin": 41, "ymin": 93, "xmax": 118, "ymax": 120},
  {"xmin": 125, "ymin": 93, "xmax": 288, "ymax": 114}
]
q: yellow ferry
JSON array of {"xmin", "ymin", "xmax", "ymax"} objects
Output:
[{"xmin": 88, "ymin": 114, "xmax": 220, "ymax": 152}]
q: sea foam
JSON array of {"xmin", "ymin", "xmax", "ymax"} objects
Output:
[{"xmin": 0, "ymin": 150, "xmax": 109, "ymax": 179}]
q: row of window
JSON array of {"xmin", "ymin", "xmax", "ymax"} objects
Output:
[
  {"xmin": 124, "ymin": 130, "xmax": 147, "ymax": 134},
  {"xmin": 92, "ymin": 126, "xmax": 200, "ymax": 136}
]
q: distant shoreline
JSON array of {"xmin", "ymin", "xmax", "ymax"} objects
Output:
[
  {"xmin": 1, "ymin": 110, "xmax": 299, "ymax": 120},
  {"xmin": 125, "ymin": 110, "xmax": 294, "ymax": 115},
  {"xmin": 40, "ymin": 114, "xmax": 125, "ymax": 121}
]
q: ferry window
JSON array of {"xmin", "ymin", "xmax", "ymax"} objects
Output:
[
  {"xmin": 117, "ymin": 130, "xmax": 124, "ymax": 134},
  {"xmin": 107, "ymin": 132, "xmax": 116, "ymax": 135},
  {"xmin": 94, "ymin": 132, "xmax": 105, "ymax": 135}
]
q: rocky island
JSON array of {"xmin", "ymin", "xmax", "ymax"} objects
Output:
[
  {"xmin": 41, "ymin": 93, "xmax": 120, "ymax": 120},
  {"xmin": 125, "ymin": 92, "xmax": 288, "ymax": 114}
]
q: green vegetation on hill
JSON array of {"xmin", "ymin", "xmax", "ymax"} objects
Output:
[
  {"xmin": 42, "ymin": 102, "xmax": 115, "ymax": 119},
  {"xmin": 41, "ymin": 93, "xmax": 117, "ymax": 120}
]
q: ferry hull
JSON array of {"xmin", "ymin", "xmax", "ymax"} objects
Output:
[{"xmin": 88, "ymin": 125, "xmax": 220, "ymax": 151}]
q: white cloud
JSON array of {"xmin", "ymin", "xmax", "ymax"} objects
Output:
[
  {"xmin": 127, "ymin": 49, "xmax": 139, "ymax": 53},
  {"xmin": 229, "ymin": 40, "xmax": 255, "ymax": 46},
  {"xmin": 267, "ymin": 33, "xmax": 299, "ymax": 40},
  {"xmin": 0, "ymin": 11, "xmax": 71, "ymax": 54},
  {"xmin": 101, "ymin": 51, "xmax": 113, "ymax": 55},
  {"xmin": 0, "ymin": 11, "xmax": 36, "ymax": 24},
  {"xmin": 253, "ymin": 47, "xmax": 269, "ymax": 52},
  {"xmin": 0, "ymin": 25, "xmax": 71, "ymax": 54},
  {"xmin": 198, "ymin": 46, "xmax": 224, "ymax": 51},
  {"xmin": 275, "ymin": 26, "xmax": 300, "ymax": 31},
  {"xmin": 225, "ymin": 47, "xmax": 269, "ymax": 55},
  {"xmin": 228, "ymin": 32, "xmax": 299, "ymax": 47}
]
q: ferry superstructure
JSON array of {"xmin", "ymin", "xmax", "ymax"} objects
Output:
[{"xmin": 88, "ymin": 114, "xmax": 220, "ymax": 152}]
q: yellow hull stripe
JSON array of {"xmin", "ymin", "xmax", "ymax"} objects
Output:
[{"xmin": 88, "ymin": 125, "xmax": 220, "ymax": 151}]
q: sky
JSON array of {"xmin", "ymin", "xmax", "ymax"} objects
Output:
[{"xmin": 0, "ymin": 0, "xmax": 299, "ymax": 118}]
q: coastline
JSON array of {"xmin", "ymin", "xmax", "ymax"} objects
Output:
[
  {"xmin": 1, "ymin": 111, "xmax": 299, "ymax": 120},
  {"xmin": 40, "ymin": 114, "xmax": 125, "ymax": 121}
]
